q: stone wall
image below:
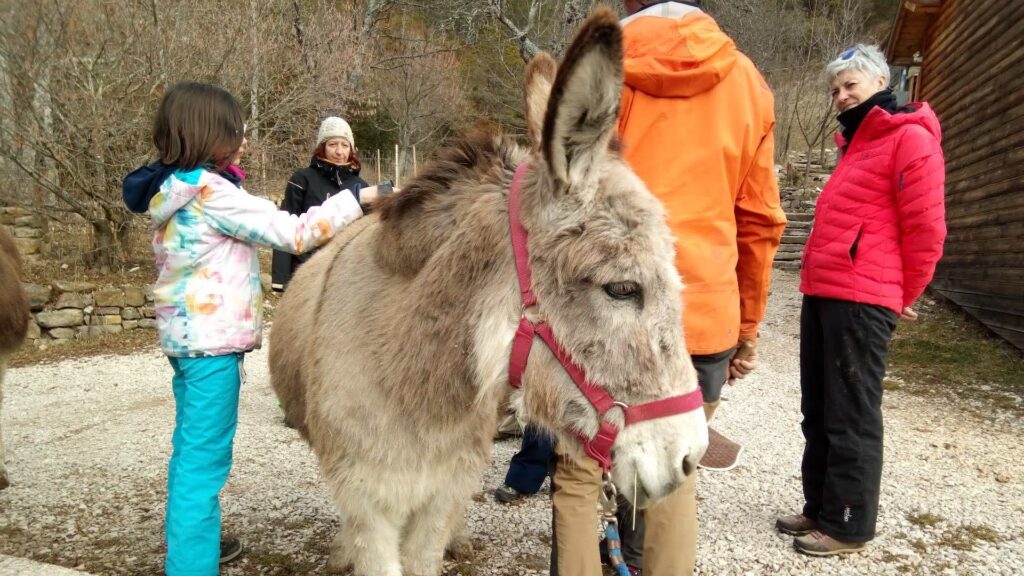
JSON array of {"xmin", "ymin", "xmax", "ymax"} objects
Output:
[
  {"xmin": 0, "ymin": 206, "xmax": 48, "ymax": 260},
  {"xmin": 22, "ymin": 281, "xmax": 157, "ymax": 346}
]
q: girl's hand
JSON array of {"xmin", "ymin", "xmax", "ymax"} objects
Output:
[
  {"xmin": 900, "ymin": 306, "xmax": 918, "ymax": 321},
  {"xmin": 359, "ymin": 185, "xmax": 379, "ymax": 206}
]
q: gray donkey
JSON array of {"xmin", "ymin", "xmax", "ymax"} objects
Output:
[
  {"xmin": 0, "ymin": 226, "xmax": 30, "ymax": 490},
  {"xmin": 270, "ymin": 8, "xmax": 708, "ymax": 575}
]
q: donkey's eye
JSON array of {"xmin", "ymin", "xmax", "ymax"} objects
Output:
[{"xmin": 603, "ymin": 281, "xmax": 641, "ymax": 301}]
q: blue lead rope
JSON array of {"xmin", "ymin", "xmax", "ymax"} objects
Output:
[{"xmin": 604, "ymin": 523, "xmax": 633, "ymax": 576}]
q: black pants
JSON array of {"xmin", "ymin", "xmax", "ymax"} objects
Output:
[
  {"xmin": 504, "ymin": 424, "xmax": 555, "ymax": 494},
  {"xmin": 800, "ymin": 295, "xmax": 897, "ymax": 542}
]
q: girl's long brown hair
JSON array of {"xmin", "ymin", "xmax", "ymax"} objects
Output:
[{"xmin": 152, "ymin": 82, "xmax": 244, "ymax": 170}]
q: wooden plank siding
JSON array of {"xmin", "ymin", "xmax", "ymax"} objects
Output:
[{"xmin": 897, "ymin": 0, "xmax": 1024, "ymax": 350}]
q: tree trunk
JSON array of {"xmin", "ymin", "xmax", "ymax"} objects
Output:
[
  {"xmin": 31, "ymin": 14, "xmax": 57, "ymax": 207},
  {"xmin": 249, "ymin": 0, "xmax": 262, "ymax": 178},
  {"xmin": 351, "ymin": 0, "xmax": 389, "ymax": 89},
  {"xmin": 88, "ymin": 208, "xmax": 129, "ymax": 270}
]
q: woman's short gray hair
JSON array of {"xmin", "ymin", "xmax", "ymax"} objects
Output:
[{"xmin": 825, "ymin": 44, "xmax": 890, "ymax": 85}]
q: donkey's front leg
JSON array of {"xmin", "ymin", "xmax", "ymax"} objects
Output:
[
  {"xmin": 445, "ymin": 499, "xmax": 474, "ymax": 561},
  {"xmin": 341, "ymin": 507, "xmax": 405, "ymax": 576},
  {"xmin": 401, "ymin": 495, "xmax": 459, "ymax": 576}
]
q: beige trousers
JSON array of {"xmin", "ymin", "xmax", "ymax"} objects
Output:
[{"xmin": 552, "ymin": 443, "xmax": 697, "ymax": 576}]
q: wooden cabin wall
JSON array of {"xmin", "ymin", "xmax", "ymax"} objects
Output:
[{"xmin": 917, "ymin": 0, "xmax": 1024, "ymax": 350}]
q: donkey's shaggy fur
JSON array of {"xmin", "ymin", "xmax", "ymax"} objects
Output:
[
  {"xmin": 270, "ymin": 9, "xmax": 707, "ymax": 575},
  {"xmin": 0, "ymin": 226, "xmax": 30, "ymax": 490}
]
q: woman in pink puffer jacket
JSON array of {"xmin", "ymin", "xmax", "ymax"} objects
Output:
[{"xmin": 777, "ymin": 44, "xmax": 947, "ymax": 557}]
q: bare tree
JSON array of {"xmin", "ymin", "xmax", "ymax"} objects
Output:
[
  {"xmin": 0, "ymin": 1, "xmax": 158, "ymax": 267},
  {"xmin": 370, "ymin": 22, "xmax": 467, "ymax": 174},
  {"xmin": 0, "ymin": 0, "xmax": 889, "ymax": 270},
  {"xmin": 0, "ymin": 0, "xmax": 371, "ymax": 266},
  {"xmin": 709, "ymin": 0, "xmax": 870, "ymax": 164}
]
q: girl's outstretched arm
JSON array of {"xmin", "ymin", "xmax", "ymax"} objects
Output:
[{"xmin": 200, "ymin": 173, "xmax": 363, "ymax": 254}]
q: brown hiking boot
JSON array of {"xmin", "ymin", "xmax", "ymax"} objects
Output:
[
  {"xmin": 775, "ymin": 513, "xmax": 816, "ymax": 536},
  {"xmin": 793, "ymin": 530, "xmax": 868, "ymax": 556}
]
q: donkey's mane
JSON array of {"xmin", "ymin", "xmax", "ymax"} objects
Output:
[
  {"xmin": 377, "ymin": 124, "xmax": 520, "ymax": 222},
  {"xmin": 373, "ymin": 124, "xmax": 524, "ymax": 276}
]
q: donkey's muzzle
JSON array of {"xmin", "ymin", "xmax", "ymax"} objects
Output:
[{"xmin": 682, "ymin": 452, "xmax": 698, "ymax": 478}]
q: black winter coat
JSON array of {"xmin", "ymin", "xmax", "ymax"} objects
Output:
[{"xmin": 271, "ymin": 158, "xmax": 368, "ymax": 288}]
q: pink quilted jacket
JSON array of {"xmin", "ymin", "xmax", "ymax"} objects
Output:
[{"xmin": 800, "ymin": 103, "xmax": 947, "ymax": 313}]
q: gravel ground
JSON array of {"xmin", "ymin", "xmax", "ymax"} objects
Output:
[{"xmin": 1, "ymin": 270, "xmax": 1021, "ymax": 575}]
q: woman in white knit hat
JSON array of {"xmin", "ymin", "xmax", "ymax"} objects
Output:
[{"xmin": 271, "ymin": 116, "xmax": 378, "ymax": 290}]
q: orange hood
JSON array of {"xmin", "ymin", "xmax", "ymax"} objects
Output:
[{"xmin": 622, "ymin": 12, "xmax": 738, "ymax": 98}]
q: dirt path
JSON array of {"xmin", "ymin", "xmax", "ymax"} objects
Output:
[{"xmin": 1, "ymin": 271, "xmax": 1021, "ymax": 575}]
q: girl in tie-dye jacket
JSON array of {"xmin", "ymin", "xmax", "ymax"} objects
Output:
[
  {"xmin": 130, "ymin": 164, "xmax": 362, "ymax": 357},
  {"xmin": 121, "ymin": 82, "xmax": 368, "ymax": 575}
]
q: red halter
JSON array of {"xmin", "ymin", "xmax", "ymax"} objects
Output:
[{"xmin": 506, "ymin": 163, "xmax": 704, "ymax": 471}]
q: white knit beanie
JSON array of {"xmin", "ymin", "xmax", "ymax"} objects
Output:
[{"xmin": 316, "ymin": 116, "xmax": 355, "ymax": 150}]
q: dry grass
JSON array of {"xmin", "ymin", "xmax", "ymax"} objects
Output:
[
  {"xmin": 937, "ymin": 524, "xmax": 1002, "ymax": 551},
  {"xmin": 907, "ymin": 511, "xmax": 945, "ymax": 529},
  {"xmin": 888, "ymin": 294, "xmax": 1024, "ymax": 418}
]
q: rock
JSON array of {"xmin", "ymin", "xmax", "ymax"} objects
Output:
[
  {"xmin": 22, "ymin": 283, "xmax": 52, "ymax": 310},
  {"xmin": 144, "ymin": 286, "xmax": 155, "ymax": 302},
  {"xmin": 123, "ymin": 286, "xmax": 146, "ymax": 307},
  {"xmin": 13, "ymin": 237, "xmax": 40, "ymax": 255},
  {"xmin": 26, "ymin": 320, "xmax": 41, "ymax": 339},
  {"xmin": 121, "ymin": 307, "xmax": 141, "ymax": 320},
  {"xmin": 122, "ymin": 320, "xmax": 139, "ymax": 331},
  {"xmin": 141, "ymin": 305, "xmax": 156, "ymax": 318},
  {"xmin": 138, "ymin": 318, "xmax": 158, "ymax": 329},
  {"xmin": 87, "ymin": 325, "xmax": 122, "ymax": 337},
  {"xmin": 53, "ymin": 292, "xmax": 92, "ymax": 310},
  {"xmin": 90, "ymin": 314, "xmax": 122, "ymax": 326},
  {"xmin": 49, "ymin": 328, "xmax": 76, "ymax": 339},
  {"xmin": 13, "ymin": 226, "xmax": 42, "ymax": 238},
  {"xmin": 35, "ymin": 309, "xmax": 84, "ymax": 328},
  {"xmin": 260, "ymin": 273, "xmax": 272, "ymax": 293},
  {"xmin": 53, "ymin": 280, "xmax": 97, "ymax": 293},
  {"xmin": 94, "ymin": 289, "xmax": 125, "ymax": 307},
  {"xmin": 13, "ymin": 215, "xmax": 39, "ymax": 226},
  {"xmin": 94, "ymin": 306, "xmax": 121, "ymax": 315}
]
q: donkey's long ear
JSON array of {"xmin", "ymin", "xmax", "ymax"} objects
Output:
[
  {"xmin": 542, "ymin": 8, "xmax": 622, "ymax": 193},
  {"xmin": 524, "ymin": 52, "xmax": 557, "ymax": 151}
]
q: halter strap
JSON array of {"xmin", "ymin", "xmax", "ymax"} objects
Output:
[{"xmin": 508, "ymin": 163, "xmax": 537, "ymax": 309}]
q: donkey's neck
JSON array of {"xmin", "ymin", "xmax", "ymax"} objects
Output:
[{"xmin": 370, "ymin": 128, "xmax": 527, "ymax": 433}]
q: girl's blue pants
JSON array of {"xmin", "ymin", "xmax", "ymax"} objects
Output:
[{"xmin": 165, "ymin": 353, "xmax": 243, "ymax": 575}]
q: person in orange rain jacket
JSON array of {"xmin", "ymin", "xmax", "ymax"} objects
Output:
[{"xmin": 549, "ymin": 2, "xmax": 787, "ymax": 575}]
